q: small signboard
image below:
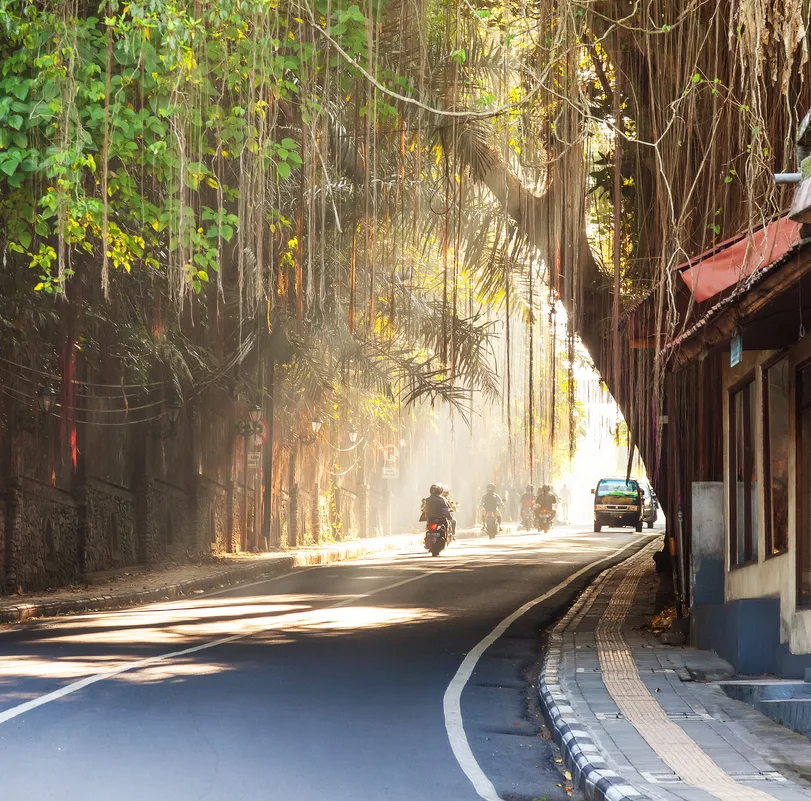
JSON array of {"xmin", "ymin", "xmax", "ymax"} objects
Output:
[
  {"xmin": 730, "ymin": 335, "xmax": 742, "ymax": 367},
  {"xmin": 382, "ymin": 444, "xmax": 399, "ymax": 479},
  {"xmin": 247, "ymin": 451, "xmax": 261, "ymax": 470}
]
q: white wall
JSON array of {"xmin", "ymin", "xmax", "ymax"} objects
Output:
[{"xmin": 721, "ymin": 337, "xmax": 811, "ymax": 653}]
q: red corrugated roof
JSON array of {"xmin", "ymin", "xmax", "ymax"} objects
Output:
[{"xmin": 676, "ymin": 216, "xmax": 802, "ymax": 301}]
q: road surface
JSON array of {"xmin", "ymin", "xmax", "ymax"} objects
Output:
[{"xmin": 0, "ymin": 526, "xmax": 654, "ymax": 801}]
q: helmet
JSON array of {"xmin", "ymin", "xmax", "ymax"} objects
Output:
[
  {"xmin": 429, "ymin": 483, "xmax": 443, "ymax": 495},
  {"xmin": 525, "ymin": 484, "xmax": 533, "ymax": 493},
  {"xmin": 441, "ymin": 484, "xmax": 450, "ymax": 495},
  {"xmin": 487, "ymin": 483, "xmax": 495, "ymax": 492},
  {"xmin": 542, "ymin": 484, "xmax": 551, "ymax": 492}
]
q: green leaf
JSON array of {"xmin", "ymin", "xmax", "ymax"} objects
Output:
[
  {"xmin": 276, "ymin": 161, "xmax": 291, "ymax": 180},
  {"xmin": 0, "ymin": 158, "xmax": 18, "ymax": 176},
  {"xmin": 7, "ymin": 114, "xmax": 23, "ymax": 131},
  {"xmin": 18, "ymin": 230, "xmax": 31, "ymax": 249},
  {"xmin": 280, "ymin": 138, "xmax": 297, "ymax": 149},
  {"xmin": 277, "ymin": 148, "xmax": 289, "ymax": 159},
  {"xmin": 693, "ymin": 73, "xmax": 701, "ymax": 83},
  {"xmin": 11, "ymin": 81, "xmax": 30, "ymax": 101},
  {"xmin": 197, "ymin": 270, "xmax": 209, "ymax": 282},
  {"xmin": 193, "ymin": 253, "xmax": 208, "ymax": 268},
  {"xmin": 220, "ymin": 224, "xmax": 234, "ymax": 242}
]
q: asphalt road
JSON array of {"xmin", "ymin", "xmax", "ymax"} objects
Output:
[{"xmin": 0, "ymin": 525, "xmax": 656, "ymax": 801}]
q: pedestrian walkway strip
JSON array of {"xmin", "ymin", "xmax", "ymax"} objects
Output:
[{"xmin": 542, "ymin": 537, "xmax": 796, "ymax": 801}]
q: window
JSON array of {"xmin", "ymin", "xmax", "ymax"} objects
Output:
[
  {"xmin": 798, "ymin": 362, "xmax": 811, "ymax": 604},
  {"xmin": 729, "ymin": 380, "xmax": 758, "ymax": 566},
  {"xmin": 595, "ymin": 478, "xmax": 640, "ymax": 498},
  {"xmin": 763, "ymin": 358, "xmax": 789, "ymax": 556}
]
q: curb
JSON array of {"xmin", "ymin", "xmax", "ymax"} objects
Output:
[
  {"xmin": 0, "ymin": 534, "xmax": 419, "ymax": 625},
  {"xmin": 537, "ymin": 567, "xmax": 643, "ymax": 801}
]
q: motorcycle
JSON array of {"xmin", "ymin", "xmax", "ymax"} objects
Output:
[
  {"xmin": 534, "ymin": 503, "xmax": 556, "ymax": 533},
  {"xmin": 520, "ymin": 503, "xmax": 534, "ymax": 531},
  {"xmin": 483, "ymin": 510, "xmax": 499, "ymax": 540},
  {"xmin": 424, "ymin": 520, "xmax": 448, "ymax": 556}
]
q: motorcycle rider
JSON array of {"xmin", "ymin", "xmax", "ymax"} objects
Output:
[
  {"xmin": 423, "ymin": 483, "xmax": 453, "ymax": 528},
  {"xmin": 535, "ymin": 484, "xmax": 557, "ymax": 517},
  {"xmin": 441, "ymin": 484, "xmax": 458, "ymax": 540},
  {"xmin": 480, "ymin": 483, "xmax": 504, "ymax": 530},
  {"xmin": 520, "ymin": 484, "xmax": 534, "ymax": 527}
]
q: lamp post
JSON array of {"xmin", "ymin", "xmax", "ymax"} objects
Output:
[
  {"xmin": 37, "ymin": 385, "xmax": 57, "ymax": 414},
  {"xmin": 167, "ymin": 398, "xmax": 182, "ymax": 426},
  {"xmin": 300, "ymin": 415, "xmax": 323, "ymax": 446},
  {"xmin": 348, "ymin": 425, "xmax": 359, "ymax": 445},
  {"xmin": 150, "ymin": 397, "xmax": 182, "ymax": 439},
  {"xmin": 236, "ymin": 405, "xmax": 263, "ymax": 437}
]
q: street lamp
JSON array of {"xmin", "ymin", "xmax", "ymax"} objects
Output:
[
  {"xmin": 37, "ymin": 385, "xmax": 57, "ymax": 414},
  {"xmin": 236, "ymin": 405, "xmax": 264, "ymax": 437},
  {"xmin": 348, "ymin": 425, "xmax": 359, "ymax": 444},
  {"xmin": 167, "ymin": 398, "xmax": 182, "ymax": 426},
  {"xmin": 150, "ymin": 397, "xmax": 182, "ymax": 439},
  {"xmin": 301, "ymin": 415, "xmax": 323, "ymax": 446}
]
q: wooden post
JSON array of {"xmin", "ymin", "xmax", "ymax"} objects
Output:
[
  {"xmin": 288, "ymin": 447, "xmax": 298, "ymax": 547},
  {"xmin": 262, "ymin": 359, "xmax": 275, "ymax": 549},
  {"xmin": 312, "ymin": 482, "xmax": 321, "ymax": 543}
]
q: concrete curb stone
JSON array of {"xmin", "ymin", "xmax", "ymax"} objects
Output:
[
  {"xmin": 537, "ymin": 566, "xmax": 644, "ymax": 801},
  {"xmin": 0, "ymin": 533, "xmax": 421, "ymax": 625}
]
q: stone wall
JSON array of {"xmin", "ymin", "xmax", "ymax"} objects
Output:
[
  {"xmin": 8, "ymin": 479, "xmax": 79, "ymax": 591},
  {"xmin": 0, "ymin": 493, "xmax": 6, "ymax": 586},
  {"xmin": 194, "ymin": 475, "xmax": 228, "ymax": 554},
  {"xmin": 135, "ymin": 478, "xmax": 195, "ymax": 564},
  {"xmin": 82, "ymin": 478, "xmax": 137, "ymax": 573}
]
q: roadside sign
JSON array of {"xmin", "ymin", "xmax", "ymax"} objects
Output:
[
  {"xmin": 730, "ymin": 335, "xmax": 742, "ymax": 367},
  {"xmin": 247, "ymin": 452, "xmax": 261, "ymax": 470},
  {"xmin": 382, "ymin": 444, "xmax": 399, "ymax": 479},
  {"xmin": 253, "ymin": 417, "xmax": 269, "ymax": 447}
]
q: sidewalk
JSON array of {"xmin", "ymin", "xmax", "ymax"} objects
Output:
[
  {"xmin": 0, "ymin": 532, "xmax": 423, "ymax": 625},
  {"xmin": 540, "ymin": 538, "xmax": 811, "ymax": 801}
]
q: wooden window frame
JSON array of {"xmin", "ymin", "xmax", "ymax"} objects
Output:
[
  {"xmin": 762, "ymin": 353, "xmax": 790, "ymax": 559},
  {"xmin": 729, "ymin": 375, "xmax": 756, "ymax": 569},
  {"xmin": 797, "ymin": 359, "xmax": 811, "ymax": 606}
]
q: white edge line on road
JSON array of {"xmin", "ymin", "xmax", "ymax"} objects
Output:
[
  {"xmin": 442, "ymin": 534, "xmax": 653, "ymax": 801},
  {"xmin": 0, "ymin": 558, "xmax": 455, "ymax": 727}
]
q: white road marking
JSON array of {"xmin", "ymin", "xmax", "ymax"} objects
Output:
[
  {"xmin": 0, "ymin": 559, "xmax": 457, "ymax": 726},
  {"xmin": 442, "ymin": 534, "xmax": 652, "ymax": 801}
]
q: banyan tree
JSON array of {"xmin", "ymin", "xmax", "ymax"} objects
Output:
[{"xmin": 0, "ymin": 0, "xmax": 809, "ymax": 522}]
